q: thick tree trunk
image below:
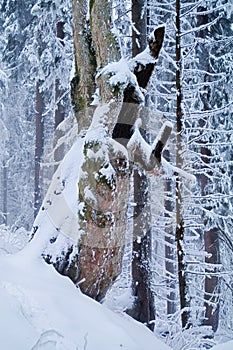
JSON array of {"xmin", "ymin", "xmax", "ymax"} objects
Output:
[
  {"xmin": 75, "ymin": 25, "xmax": 164, "ymax": 301},
  {"xmin": 74, "ymin": 0, "xmax": 124, "ymax": 301},
  {"xmin": 44, "ymin": 0, "xmax": 165, "ymax": 308}
]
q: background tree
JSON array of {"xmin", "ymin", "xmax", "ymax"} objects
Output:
[
  {"xmin": 0, "ymin": 0, "xmax": 73, "ymax": 226},
  {"xmin": 148, "ymin": 0, "xmax": 233, "ymax": 346},
  {"xmin": 0, "ymin": 0, "xmax": 35, "ymax": 229},
  {"xmin": 128, "ymin": 0, "xmax": 157, "ymax": 330}
]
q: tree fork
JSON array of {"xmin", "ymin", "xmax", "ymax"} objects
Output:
[{"xmin": 75, "ymin": 25, "xmax": 165, "ymax": 302}]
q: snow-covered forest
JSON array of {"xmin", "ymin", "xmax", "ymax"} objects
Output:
[{"xmin": 0, "ymin": 0, "xmax": 232, "ymax": 349}]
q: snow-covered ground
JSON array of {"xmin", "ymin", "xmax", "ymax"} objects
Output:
[
  {"xmin": 0, "ymin": 241, "xmax": 172, "ymax": 350},
  {"xmin": 0, "ymin": 128, "xmax": 230, "ymax": 350},
  {"xmin": 211, "ymin": 342, "xmax": 233, "ymax": 350}
]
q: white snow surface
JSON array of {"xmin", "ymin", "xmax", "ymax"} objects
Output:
[
  {"xmin": 99, "ymin": 58, "xmax": 145, "ymax": 103},
  {"xmin": 211, "ymin": 341, "xmax": 233, "ymax": 350},
  {"xmin": 0, "ymin": 248, "xmax": 172, "ymax": 350},
  {"xmin": 33, "ymin": 136, "xmax": 84, "ymax": 245}
]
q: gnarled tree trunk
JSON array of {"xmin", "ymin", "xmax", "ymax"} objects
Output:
[{"xmin": 36, "ymin": 0, "xmax": 166, "ymax": 309}]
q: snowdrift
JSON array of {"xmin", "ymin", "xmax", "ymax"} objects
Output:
[{"xmin": 0, "ymin": 248, "xmax": 171, "ymax": 350}]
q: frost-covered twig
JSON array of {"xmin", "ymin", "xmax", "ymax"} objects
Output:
[{"xmin": 162, "ymin": 158, "xmax": 196, "ymax": 183}]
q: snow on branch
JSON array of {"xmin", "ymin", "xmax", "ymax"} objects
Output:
[
  {"xmin": 127, "ymin": 119, "xmax": 196, "ymax": 182},
  {"xmin": 162, "ymin": 158, "xmax": 196, "ymax": 184},
  {"xmin": 97, "ymin": 25, "xmax": 165, "ymax": 107},
  {"xmin": 98, "ymin": 58, "xmax": 145, "ymax": 104},
  {"xmin": 127, "ymin": 119, "xmax": 173, "ymax": 171}
]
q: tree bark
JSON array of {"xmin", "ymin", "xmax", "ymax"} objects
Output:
[
  {"xmin": 71, "ymin": 0, "xmax": 96, "ymax": 132},
  {"xmin": 175, "ymin": 0, "xmax": 190, "ymax": 329},
  {"xmin": 2, "ymin": 163, "xmax": 8, "ymax": 225},
  {"xmin": 62, "ymin": 0, "xmax": 125, "ymax": 301},
  {"xmin": 73, "ymin": 25, "xmax": 164, "ymax": 302},
  {"xmin": 164, "ymin": 165, "xmax": 177, "ymax": 316},
  {"xmin": 197, "ymin": 7, "xmax": 220, "ymax": 333},
  {"xmin": 44, "ymin": 1, "xmax": 165, "ymax": 308},
  {"xmin": 54, "ymin": 22, "xmax": 66, "ymax": 170},
  {"xmin": 126, "ymin": 0, "xmax": 155, "ymax": 330},
  {"xmin": 132, "ymin": 0, "xmax": 147, "ymax": 56},
  {"xmin": 203, "ymin": 227, "xmax": 220, "ymax": 332},
  {"xmin": 34, "ymin": 81, "xmax": 44, "ymax": 217}
]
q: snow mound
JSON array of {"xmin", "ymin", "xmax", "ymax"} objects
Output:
[
  {"xmin": 211, "ymin": 341, "xmax": 233, "ymax": 350},
  {"xmin": 0, "ymin": 249, "xmax": 171, "ymax": 350}
]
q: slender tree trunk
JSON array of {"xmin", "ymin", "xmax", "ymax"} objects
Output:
[
  {"xmin": 132, "ymin": 0, "xmax": 147, "ymax": 56},
  {"xmin": 34, "ymin": 82, "xmax": 44, "ymax": 217},
  {"xmin": 128, "ymin": 171, "xmax": 155, "ymax": 330},
  {"xmin": 164, "ymin": 168, "xmax": 177, "ymax": 315},
  {"xmin": 55, "ymin": 22, "xmax": 65, "ymax": 130},
  {"xmin": 197, "ymin": 7, "xmax": 220, "ymax": 332},
  {"xmin": 175, "ymin": 0, "xmax": 190, "ymax": 329},
  {"xmin": 203, "ymin": 228, "xmax": 220, "ymax": 332},
  {"xmin": 127, "ymin": 0, "xmax": 155, "ymax": 331},
  {"xmin": 2, "ymin": 163, "xmax": 7, "ymax": 225},
  {"xmin": 54, "ymin": 22, "xmax": 66, "ymax": 170},
  {"xmin": 200, "ymin": 143, "xmax": 220, "ymax": 332}
]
